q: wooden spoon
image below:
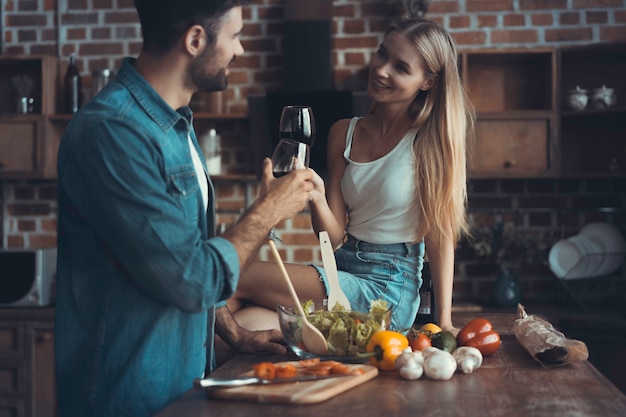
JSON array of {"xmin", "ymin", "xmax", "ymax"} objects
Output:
[
  {"xmin": 268, "ymin": 239, "xmax": 328, "ymax": 356},
  {"xmin": 319, "ymin": 231, "xmax": 351, "ymax": 311}
]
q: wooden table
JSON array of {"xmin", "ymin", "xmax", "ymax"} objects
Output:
[{"xmin": 155, "ymin": 313, "xmax": 626, "ymax": 417}]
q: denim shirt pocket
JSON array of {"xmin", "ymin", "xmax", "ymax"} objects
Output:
[{"xmin": 167, "ymin": 168, "xmax": 201, "ymax": 223}]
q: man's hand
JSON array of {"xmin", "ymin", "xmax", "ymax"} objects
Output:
[
  {"xmin": 215, "ymin": 306, "xmax": 287, "ymax": 355},
  {"xmin": 233, "ymin": 328, "xmax": 287, "ymax": 355}
]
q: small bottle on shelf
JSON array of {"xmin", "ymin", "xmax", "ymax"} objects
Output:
[{"xmin": 64, "ymin": 53, "xmax": 83, "ymax": 114}]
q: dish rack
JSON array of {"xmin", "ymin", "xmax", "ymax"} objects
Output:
[{"xmin": 555, "ymin": 251, "xmax": 626, "ymax": 313}]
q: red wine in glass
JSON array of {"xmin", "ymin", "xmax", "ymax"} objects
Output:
[{"xmin": 271, "ymin": 106, "xmax": 315, "ymax": 178}]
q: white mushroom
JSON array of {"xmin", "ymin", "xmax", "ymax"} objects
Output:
[
  {"xmin": 452, "ymin": 346, "xmax": 483, "ymax": 374},
  {"xmin": 423, "ymin": 348, "xmax": 457, "ymax": 380},
  {"xmin": 395, "ymin": 350, "xmax": 425, "ymax": 380}
]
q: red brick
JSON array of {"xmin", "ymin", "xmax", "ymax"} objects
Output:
[
  {"xmin": 467, "ymin": 0, "xmax": 514, "ymax": 12},
  {"xmin": 104, "ymin": 11, "xmax": 139, "ymax": 24},
  {"xmin": 292, "ymin": 215, "xmax": 312, "ymax": 230},
  {"xmin": 520, "ymin": 0, "xmax": 568, "ymax": 10},
  {"xmin": 29, "ymin": 234, "xmax": 58, "ymax": 248},
  {"xmin": 41, "ymin": 219, "xmax": 57, "ymax": 232},
  {"xmin": 68, "ymin": 0, "xmax": 87, "ymax": 9},
  {"xmin": 7, "ymin": 235, "xmax": 25, "ymax": 248},
  {"xmin": 503, "ymin": 14, "xmax": 526, "ymax": 26},
  {"xmin": 257, "ymin": 5, "xmax": 282, "ymax": 20},
  {"xmin": 478, "ymin": 15, "xmax": 498, "ymax": 27},
  {"xmin": 7, "ymin": 14, "xmax": 47, "ymax": 26},
  {"xmin": 586, "ymin": 11, "xmax": 609, "ymax": 23},
  {"xmin": 492, "ymin": 29, "xmax": 539, "ymax": 43},
  {"xmin": 14, "ymin": 185, "xmax": 35, "ymax": 199},
  {"xmin": 344, "ymin": 52, "xmax": 367, "ymax": 66},
  {"xmin": 343, "ymin": 20, "xmax": 365, "ymax": 34},
  {"xmin": 91, "ymin": 27, "xmax": 111, "ymax": 40},
  {"xmin": 93, "ymin": 0, "xmax": 113, "ymax": 9},
  {"xmin": 293, "ymin": 248, "xmax": 316, "ymax": 263},
  {"xmin": 545, "ymin": 27, "xmax": 593, "ymax": 41},
  {"xmin": 79, "ymin": 42, "xmax": 124, "ymax": 56},
  {"xmin": 243, "ymin": 22, "xmax": 262, "ymax": 37},
  {"xmin": 18, "ymin": 220, "xmax": 36, "ymax": 231},
  {"xmin": 560, "ymin": 12, "xmax": 581, "ymax": 25},
  {"xmin": 428, "ymin": 1, "xmax": 461, "ymax": 14},
  {"xmin": 7, "ymin": 204, "xmax": 52, "ymax": 216},
  {"xmin": 42, "ymin": 28, "xmax": 57, "ymax": 41},
  {"xmin": 616, "ymin": 10, "xmax": 626, "ymax": 23},
  {"xmin": 333, "ymin": 4, "xmax": 356, "ymax": 17},
  {"xmin": 450, "ymin": 16, "xmax": 471, "ymax": 29},
  {"xmin": 452, "ymin": 31, "xmax": 488, "ymax": 46},
  {"xmin": 531, "ymin": 13, "xmax": 554, "ymax": 26},
  {"xmin": 67, "ymin": 28, "xmax": 87, "ymax": 40},
  {"xmin": 61, "ymin": 12, "xmax": 98, "ymax": 25},
  {"xmin": 115, "ymin": 26, "xmax": 139, "ymax": 39},
  {"xmin": 30, "ymin": 44, "xmax": 57, "ymax": 55},
  {"xmin": 599, "ymin": 26, "xmax": 626, "ymax": 40},
  {"xmin": 17, "ymin": 0, "xmax": 38, "ymax": 12},
  {"xmin": 242, "ymin": 38, "xmax": 276, "ymax": 53},
  {"xmin": 573, "ymin": 0, "xmax": 623, "ymax": 8},
  {"xmin": 334, "ymin": 36, "xmax": 380, "ymax": 49}
]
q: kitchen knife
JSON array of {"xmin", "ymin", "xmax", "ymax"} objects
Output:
[{"xmin": 194, "ymin": 373, "xmax": 350, "ymax": 389}]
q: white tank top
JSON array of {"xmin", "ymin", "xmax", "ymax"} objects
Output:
[{"xmin": 341, "ymin": 117, "xmax": 419, "ymax": 244}]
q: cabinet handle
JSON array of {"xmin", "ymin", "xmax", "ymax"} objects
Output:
[
  {"xmin": 503, "ymin": 159, "xmax": 516, "ymax": 169},
  {"xmin": 37, "ymin": 332, "xmax": 52, "ymax": 343}
]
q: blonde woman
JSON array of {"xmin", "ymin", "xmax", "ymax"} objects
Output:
[{"xmin": 229, "ymin": 17, "xmax": 474, "ymax": 337}]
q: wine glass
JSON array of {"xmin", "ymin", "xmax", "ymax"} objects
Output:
[
  {"xmin": 270, "ymin": 106, "xmax": 316, "ymax": 177},
  {"xmin": 268, "ymin": 106, "xmax": 316, "ymax": 241}
]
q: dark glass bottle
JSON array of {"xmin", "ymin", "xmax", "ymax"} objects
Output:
[
  {"xmin": 64, "ymin": 53, "xmax": 82, "ymax": 114},
  {"xmin": 416, "ymin": 262, "xmax": 436, "ymax": 325}
]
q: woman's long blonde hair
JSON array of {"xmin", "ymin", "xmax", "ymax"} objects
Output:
[{"xmin": 382, "ymin": 18, "xmax": 475, "ymax": 248}]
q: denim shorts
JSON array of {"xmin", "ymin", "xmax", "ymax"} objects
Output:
[{"xmin": 312, "ymin": 235, "xmax": 425, "ymax": 331}]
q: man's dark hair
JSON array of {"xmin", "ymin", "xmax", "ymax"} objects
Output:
[{"xmin": 133, "ymin": 0, "xmax": 246, "ymax": 55}]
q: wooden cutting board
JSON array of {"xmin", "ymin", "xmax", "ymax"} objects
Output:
[{"xmin": 205, "ymin": 361, "xmax": 379, "ymax": 404}]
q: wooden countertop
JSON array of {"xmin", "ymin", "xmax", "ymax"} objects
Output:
[{"xmin": 155, "ymin": 312, "xmax": 626, "ymax": 417}]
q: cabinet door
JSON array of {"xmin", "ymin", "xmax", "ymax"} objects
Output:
[
  {"xmin": 27, "ymin": 323, "xmax": 56, "ymax": 417},
  {"xmin": 0, "ymin": 119, "xmax": 40, "ymax": 177},
  {"xmin": 470, "ymin": 118, "xmax": 554, "ymax": 177}
]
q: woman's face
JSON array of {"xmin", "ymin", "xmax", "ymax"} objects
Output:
[{"xmin": 368, "ymin": 31, "xmax": 432, "ymax": 105}]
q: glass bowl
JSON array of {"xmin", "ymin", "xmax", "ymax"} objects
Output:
[{"xmin": 277, "ymin": 303, "xmax": 391, "ymax": 360}]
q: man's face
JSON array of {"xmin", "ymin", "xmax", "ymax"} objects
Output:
[{"xmin": 191, "ymin": 6, "xmax": 244, "ymax": 93}]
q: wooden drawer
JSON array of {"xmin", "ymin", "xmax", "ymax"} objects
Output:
[
  {"xmin": 470, "ymin": 118, "xmax": 555, "ymax": 177},
  {"xmin": 0, "ymin": 323, "xmax": 24, "ymax": 360},
  {"xmin": 0, "ymin": 362, "xmax": 25, "ymax": 396},
  {"xmin": 0, "ymin": 398, "xmax": 25, "ymax": 417}
]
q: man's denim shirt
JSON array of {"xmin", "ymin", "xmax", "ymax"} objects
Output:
[{"xmin": 55, "ymin": 58, "xmax": 239, "ymax": 417}]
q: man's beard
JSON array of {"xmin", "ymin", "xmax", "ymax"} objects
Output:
[{"xmin": 191, "ymin": 47, "xmax": 232, "ymax": 93}]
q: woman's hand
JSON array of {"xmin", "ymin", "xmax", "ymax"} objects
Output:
[{"xmin": 307, "ymin": 168, "xmax": 326, "ymax": 205}]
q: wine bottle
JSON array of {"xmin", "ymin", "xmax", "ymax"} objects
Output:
[
  {"xmin": 416, "ymin": 262, "xmax": 436, "ymax": 324},
  {"xmin": 64, "ymin": 53, "xmax": 83, "ymax": 114}
]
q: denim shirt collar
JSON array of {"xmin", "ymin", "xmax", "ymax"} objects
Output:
[{"xmin": 116, "ymin": 57, "xmax": 193, "ymax": 132}]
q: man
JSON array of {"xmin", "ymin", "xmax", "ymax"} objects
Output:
[{"xmin": 54, "ymin": 1, "xmax": 315, "ymax": 416}]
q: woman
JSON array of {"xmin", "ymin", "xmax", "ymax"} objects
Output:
[{"xmin": 228, "ymin": 17, "xmax": 474, "ymax": 338}]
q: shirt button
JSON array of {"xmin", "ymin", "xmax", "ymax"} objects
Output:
[{"xmin": 182, "ymin": 190, "xmax": 187, "ymax": 196}]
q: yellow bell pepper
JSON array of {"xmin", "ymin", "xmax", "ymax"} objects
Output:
[{"xmin": 366, "ymin": 330, "xmax": 409, "ymax": 371}]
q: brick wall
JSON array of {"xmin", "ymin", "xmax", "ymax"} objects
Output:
[{"xmin": 2, "ymin": 0, "xmax": 626, "ymax": 303}]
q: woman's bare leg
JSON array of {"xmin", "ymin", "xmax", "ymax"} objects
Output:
[{"xmin": 230, "ymin": 260, "xmax": 326, "ymax": 313}]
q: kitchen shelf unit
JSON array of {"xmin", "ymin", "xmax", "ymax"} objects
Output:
[
  {"xmin": 559, "ymin": 41, "xmax": 626, "ymax": 177},
  {"xmin": 461, "ymin": 41, "xmax": 626, "ymax": 179},
  {"xmin": 461, "ymin": 48, "xmax": 558, "ymax": 178}
]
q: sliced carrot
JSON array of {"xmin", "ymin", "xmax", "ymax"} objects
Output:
[
  {"xmin": 275, "ymin": 364, "xmax": 298, "ymax": 379},
  {"xmin": 252, "ymin": 362, "xmax": 276, "ymax": 380},
  {"xmin": 298, "ymin": 358, "xmax": 321, "ymax": 368},
  {"xmin": 330, "ymin": 363, "xmax": 352, "ymax": 375},
  {"xmin": 350, "ymin": 368, "xmax": 365, "ymax": 376}
]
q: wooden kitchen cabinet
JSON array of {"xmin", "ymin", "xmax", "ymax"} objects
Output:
[
  {"xmin": 0, "ymin": 309, "xmax": 56, "ymax": 417},
  {"xmin": 461, "ymin": 48, "xmax": 558, "ymax": 178},
  {"xmin": 559, "ymin": 41, "xmax": 626, "ymax": 176}
]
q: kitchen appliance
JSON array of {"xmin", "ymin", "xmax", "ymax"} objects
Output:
[{"xmin": 0, "ymin": 248, "xmax": 57, "ymax": 307}]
